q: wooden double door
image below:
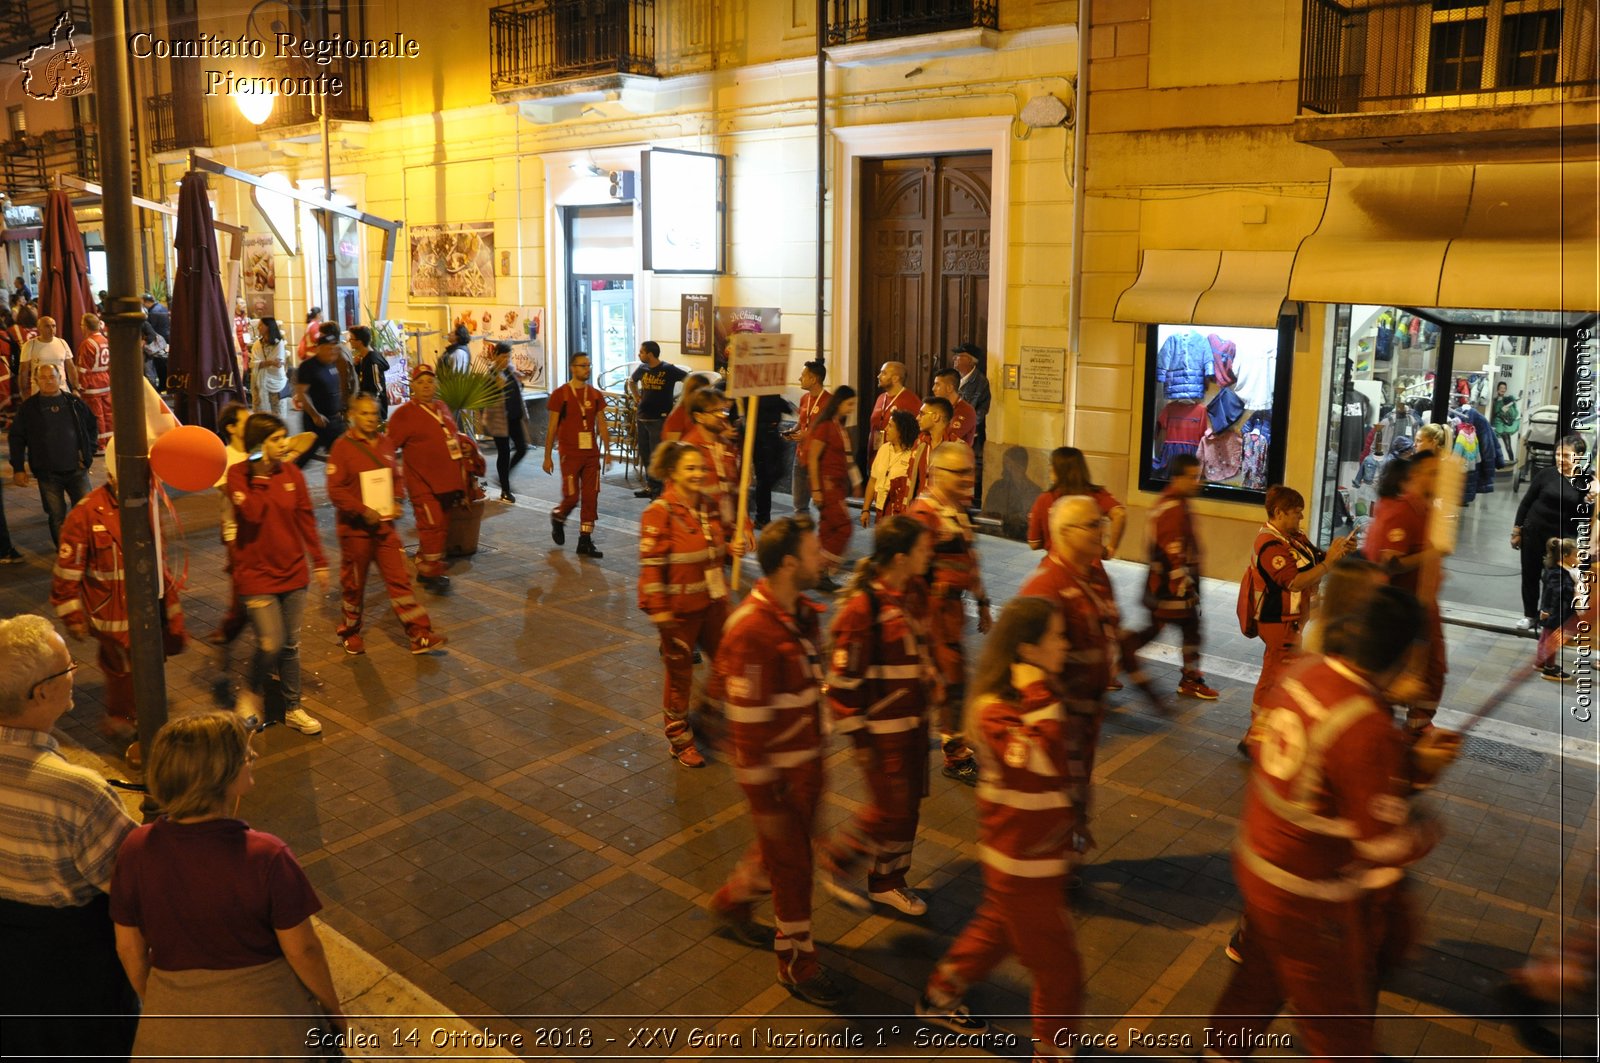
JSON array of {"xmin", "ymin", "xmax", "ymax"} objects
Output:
[{"xmin": 857, "ymin": 152, "xmax": 991, "ymax": 412}]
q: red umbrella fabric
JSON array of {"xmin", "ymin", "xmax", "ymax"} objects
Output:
[
  {"xmin": 169, "ymin": 171, "xmax": 244, "ymax": 428},
  {"xmin": 39, "ymin": 189, "xmax": 96, "ymax": 356}
]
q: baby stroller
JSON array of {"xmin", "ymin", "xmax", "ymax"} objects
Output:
[{"xmin": 1515, "ymin": 405, "xmax": 1561, "ymax": 493}]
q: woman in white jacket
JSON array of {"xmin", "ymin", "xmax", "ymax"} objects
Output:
[{"xmin": 252, "ymin": 317, "xmax": 290, "ymax": 418}]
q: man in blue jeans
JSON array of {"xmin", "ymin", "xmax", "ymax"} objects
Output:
[
  {"xmin": 627, "ymin": 340, "xmax": 687, "ymax": 498},
  {"xmin": 8, "ymin": 363, "xmax": 96, "ymax": 545}
]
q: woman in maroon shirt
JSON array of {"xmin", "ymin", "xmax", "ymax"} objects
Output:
[
  {"xmin": 111, "ymin": 712, "xmax": 343, "ymax": 1059},
  {"xmin": 227, "ymin": 413, "xmax": 329, "ymax": 735}
]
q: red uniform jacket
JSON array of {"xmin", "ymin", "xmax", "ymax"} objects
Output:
[
  {"xmin": 326, "ymin": 431, "xmax": 407, "ymax": 531},
  {"xmin": 1237, "ymin": 654, "xmax": 1435, "ymax": 901},
  {"xmin": 1252, "ymin": 526, "xmax": 1324, "ymax": 624},
  {"xmin": 947, "ymin": 398, "xmax": 978, "ymax": 446},
  {"xmin": 806, "ymin": 420, "xmax": 852, "ymax": 493},
  {"xmin": 972, "ymin": 666, "xmax": 1078, "ymax": 878},
  {"xmin": 51, "ymin": 485, "xmax": 185, "ymax": 647},
  {"xmin": 387, "ymin": 398, "xmax": 482, "ymax": 498},
  {"xmin": 226, "ymin": 461, "xmax": 327, "ymax": 595},
  {"xmin": 869, "ymin": 387, "xmax": 921, "ymax": 448},
  {"xmin": 796, "ymin": 389, "xmax": 830, "ymax": 438},
  {"xmin": 1019, "ymin": 554, "xmax": 1118, "ymax": 705},
  {"xmin": 548, "ymin": 383, "xmax": 606, "ymax": 455},
  {"xmin": 907, "ymin": 494, "xmax": 986, "ymax": 601},
  {"xmin": 716, "ymin": 580, "xmax": 827, "ymax": 808},
  {"xmin": 75, "ymin": 332, "xmax": 110, "ymax": 390},
  {"xmin": 682, "ymin": 423, "xmax": 739, "ymax": 539},
  {"xmin": 825, "ymin": 577, "xmax": 939, "ymax": 746},
  {"xmin": 1145, "ymin": 486, "xmax": 1200, "ymax": 616},
  {"xmin": 637, "ymin": 485, "xmax": 727, "ymax": 621},
  {"xmin": 1026, "ymin": 487, "xmax": 1120, "ymax": 550},
  {"xmin": 1363, "ymin": 494, "xmax": 1428, "ymax": 596}
]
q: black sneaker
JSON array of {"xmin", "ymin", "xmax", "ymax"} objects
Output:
[
  {"xmin": 711, "ymin": 907, "xmax": 775, "ymax": 948},
  {"xmin": 915, "ymin": 994, "xmax": 988, "ymax": 1034},
  {"xmin": 418, "ymin": 574, "xmax": 451, "ymax": 592},
  {"xmin": 634, "ymin": 489, "xmax": 655, "ymax": 499},
  {"xmin": 1225, "ymin": 926, "xmax": 1245, "ymax": 964},
  {"xmin": 1542, "ymin": 665, "xmax": 1571, "ymax": 682},
  {"xmin": 576, "ymin": 534, "xmax": 603, "ymax": 558},
  {"xmin": 551, "ymin": 514, "xmax": 566, "ymax": 546},
  {"xmin": 0, "ymin": 549, "xmax": 22, "ymax": 564},
  {"xmin": 941, "ymin": 759, "xmax": 978, "ymax": 786},
  {"xmin": 783, "ymin": 970, "xmax": 847, "ymax": 1007}
]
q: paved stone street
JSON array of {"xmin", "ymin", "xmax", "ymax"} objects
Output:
[{"xmin": 3, "ymin": 450, "xmax": 1595, "ymax": 1062}]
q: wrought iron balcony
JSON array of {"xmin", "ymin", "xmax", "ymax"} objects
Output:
[
  {"xmin": 826, "ymin": 0, "xmax": 998, "ymax": 46},
  {"xmin": 257, "ymin": 67, "xmax": 371, "ymax": 128},
  {"xmin": 490, "ymin": 0, "xmax": 657, "ymax": 92},
  {"xmin": 0, "ymin": 0, "xmax": 91, "ymax": 62},
  {"xmin": 0, "ymin": 127, "xmax": 99, "ymax": 199},
  {"xmin": 147, "ymin": 92, "xmax": 211, "ymax": 154},
  {"xmin": 1300, "ymin": 0, "xmax": 1599, "ymax": 114}
]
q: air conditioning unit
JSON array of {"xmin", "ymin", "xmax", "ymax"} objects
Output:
[{"xmin": 608, "ymin": 170, "xmax": 635, "ymax": 200}]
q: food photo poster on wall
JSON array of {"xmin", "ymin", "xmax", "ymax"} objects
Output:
[
  {"xmin": 410, "ymin": 222, "xmax": 496, "ymax": 299},
  {"xmin": 451, "ymin": 306, "xmax": 545, "ymax": 390}
]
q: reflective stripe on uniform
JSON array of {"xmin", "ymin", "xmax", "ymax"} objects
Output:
[
  {"xmin": 977, "ymin": 843, "xmax": 1069, "ymax": 878},
  {"xmin": 1234, "ymin": 838, "xmax": 1360, "ymax": 902},
  {"xmin": 1249, "ymin": 774, "xmax": 1358, "ymax": 838},
  {"xmin": 976, "ymin": 783, "xmax": 1070, "ymax": 811}
]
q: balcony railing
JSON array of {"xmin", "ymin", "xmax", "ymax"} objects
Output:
[
  {"xmin": 0, "ymin": 128, "xmax": 100, "ymax": 198},
  {"xmin": 490, "ymin": 0, "xmax": 656, "ymax": 92},
  {"xmin": 826, "ymin": 0, "xmax": 997, "ymax": 46},
  {"xmin": 0, "ymin": 0, "xmax": 91, "ymax": 62},
  {"xmin": 147, "ymin": 92, "xmax": 210, "ymax": 154},
  {"xmin": 1300, "ymin": 0, "xmax": 1599, "ymax": 114},
  {"xmin": 259, "ymin": 67, "xmax": 371, "ymax": 128}
]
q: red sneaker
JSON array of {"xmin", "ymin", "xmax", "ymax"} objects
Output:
[
  {"xmin": 1178, "ymin": 675, "xmax": 1220, "ymax": 700},
  {"xmin": 342, "ymin": 634, "xmax": 365, "ymax": 655},
  {"xmin": 675, "ymin": 746, "xmax": 707, "ymax": 768},
  {"xmin": 409, "ymin": 634, "xmax": 449, "ymax": 655}
]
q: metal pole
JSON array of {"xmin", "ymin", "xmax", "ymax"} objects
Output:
[
  {"xmin": 815, "ymin": 0, "xmax": 827, "ymax": 369},
  {"xmin": 321, "ymin": 97, "xmax": 339, "ymax": 327},
  {"xmin": 91, "ymin": 0, "xmax": 167, "ymax": 811}
]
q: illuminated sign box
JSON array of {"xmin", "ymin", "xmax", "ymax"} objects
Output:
[{"xmin": 642, "ymin": 148, "xmax": 725, "ymax": 275}]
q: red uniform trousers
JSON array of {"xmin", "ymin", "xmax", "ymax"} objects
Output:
[
  {"xmin": 1359, "ymin": 878, "xmax": 1416, "ymax": 1012},
  {"xmin": 1209, "ymin": 863, "xmax": 1376, "ymax": 1061},
  {"xmin": 929, "ymin": 868, "xmax": 1083, "ymax": 1058},
  {"xmin": 819, "ymin": 727, "xmax": 927, "ymax": 893},
  {"xmin": 658, "ymin": 601, "xmax": 727, "ymax": 752},
  {"xmin": 927, "ymin": 596, "xmax": 971, "ymax": 759},
  {"xmin": 1127, "ymin": 608, "xmax": 1203, "ymax": 677},
  {"xmin": 1252, "ymin": 620, "xmax": 1302, "ymax": 718},
  {"xmin": 80, "ymin": 373, "xmax": 112, "ymax": 448},
  {"xmin": 409, "ymin": 489, "xmax": 454, "ymax": 577},
  {"xmin": 712, "ymin": 763, "xmax": 823, "ymax": 985},
  {"xmin": 817, "ymin": 485, "xmax": 852, "ymax": 566},
  {"xmin": 338, "ymin": 524, "xmax": 433, "ymax": 639},
  {"xmin": 554, "ymin": 449, "xmax": 601, "ymax": 533},
  {"xmin": 94, "ymin": 635, "xmax": 135, "ymax": 725}
]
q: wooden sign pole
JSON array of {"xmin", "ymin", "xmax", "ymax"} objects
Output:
[{"xmin": 731, "ymin": 394, "xmax": 759, "ymax": 592}]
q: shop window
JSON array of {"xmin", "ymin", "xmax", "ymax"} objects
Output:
[
  {"xmin": 5, "ymin": 106, "xmax": 23, "ymax": 139},
  {"xmin": 1138, "ymin": 320, "xmax": 1294, "ymax": 503}
]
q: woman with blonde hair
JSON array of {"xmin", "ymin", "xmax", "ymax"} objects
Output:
[
  {"xmin": 917, "ymin": 595, "xmax": 1085, "ymax": 1043},
  {"xmin": 111, "ymin": 712, "xmax": 344, "ymax": 1059}
]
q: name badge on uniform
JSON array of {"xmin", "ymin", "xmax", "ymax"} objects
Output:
[
  {"xmin": 1003, "ymin": 728, "xmax": 1029, "ymax": 769},
  {"xmin": 578, "ymin": 431, "xmax": 594, "ymax": 451},
  {"xmin": 445, "ymin": 436, "xmax": 463, "ymax": 460},
  {"xmin": 704, "ymin": 566, "xmax": 728, "ymax": 600}
]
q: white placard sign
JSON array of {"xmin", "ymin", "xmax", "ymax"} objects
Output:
[
  {"xmin": 1019, "ymin": 346, "xmax": 1066, "ymax": 405},
  {"xmin": 727, "ymin": 333, "xmax": 792, "ymax": 397},
  {"xmin": 359, "ymin": 468, "xmax": 395, "ymax": 517}
]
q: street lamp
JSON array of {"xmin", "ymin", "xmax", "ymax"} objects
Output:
[{"xmin": 234, "ymin": 90, "xmax": 274, "ymax": 126}]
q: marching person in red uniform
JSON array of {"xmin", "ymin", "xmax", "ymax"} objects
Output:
[
  {"xmin": 1208, "ymin": 586, "xmax": 1448, "ymax": 1061},
  {"xmin": 1019, "ymin": 496, "xmax": 1161, "ymax": 796},
  {"xmin": 1243, "ymin": 485, "xmax": 1353, "ymax": 747},
  {"xmin": 1362, "ymin": 451, "xmax": 1447, "ymax": 735},
  {"xmin": 386, "ymin": 364, "xmax": 484, "ymax": 590},
  {"xmin": 708, "ymin": 517, "xmax": 847, "ymax": 1006},
  {"xmin": 916, "ymin": 596, "xmax": 1084, "ymax": 1054},
  {"xmin": 908, "ymin": 441, "xmax": 992, "ymax": 785},
  {"xmin": 326, "ymin": 394, "xmax": 448, "ymax": 657},
  {"xmin": 868, "ymin": 360, "xmax": 921, "ymax": 458},
  {"xmin": 932, "ymin": 368, "xmax": 977, "ymax": 447},
  {"xmin": 228, "ymin": 414, "xmax": 329, "ymax": 736},
  {"xmin": 638, "ymin": 441, "xmax": 730, "ymax": 767},
  {"xmin": 804, "ymin": 385, "xmax": 857, "ymax": 589},
  {"xmin": 1026, "ymin": 447, "xmax": 1127, "ymax": 558},
  {"xmin": 1126, "ymin": 453, "xmax": 1218, "ymax": 699},
  {"xmin": 818, "ymin": 516, "xmax": 938, "ymax": 917},
  {"xmin": 909, "ymin": 397, "xmax": 951, "ymax": 491},
  {"xmin": 787, "ymin": 359, "xmax": 830, "ymax": 518},
  {"xmin": 660, "ymin": 372, "xmax": 713, "ymax": 445},
  {"xmin": 543, "ymin": 351, "xmax": 610, "ymax": 558},
  {"xmin": 74, "ymin": 314, "xmax": 112, "ymax": 451},
  {"xmin": 680, "ymin": 388, "xmax": 740, "ymax": 546},
  {"xmin": 51, "ymin": 449, "xmax": 187, "ymax": 762}
]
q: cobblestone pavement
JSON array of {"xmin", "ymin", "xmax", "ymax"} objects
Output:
[{"xmin": 2, "ymin": 452, "xmax": 1595, "ymax": 1061}]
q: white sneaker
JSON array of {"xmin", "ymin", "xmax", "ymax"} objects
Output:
[
  {"xmin": 1516, "ymin": 616, "xmax": 1534, "ymax": 631},
  {"xmin": 870, "ymin": 886, "xmax": 927, "ymax": 916},
  {"xmin": 915, "ymin": 993, "xmax": 987, "ymax": 1034},
  {"xmin": 283, "ymin": 708, "xmax": 323, "ymax": 735}
]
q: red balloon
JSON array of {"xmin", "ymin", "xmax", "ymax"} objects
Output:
[{"xmin": 149, "ymin": 425, "xmax": 228, "ymax": 492}]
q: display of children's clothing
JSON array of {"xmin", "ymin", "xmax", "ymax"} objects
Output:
[
  {"xmin": 1198, "ymin": 425, "xmax": 1242, "ymax": 482},
  {"xmin": 1230, "ymin": 342, "xmax": 1277, "ymax": 409},
  {"xmin": 1207, "ymin": 333, "xmax": 1237, "ymax": 388},
  {"xmin": 1240, "ymin": 414, "xmax": 1271, "ymax": 490},
  {"xmin": 1155, "ymin": 330, "xmax": 1213, "ymax": 402},
  {"xmin": 1156, "ymin": 399, "xmax": 1209, "ymax": 469},
  {"xmin": 1205, "ymin": 387, "xmax": 1245, "ymax": 434}
]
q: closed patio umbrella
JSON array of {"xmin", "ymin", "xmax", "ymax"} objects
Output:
[
  {"xmin": 38, "ymin": 188, "xmax": 96, "ymax": 356},
  {"xmin": 168, "ymin": 170, "xmax": 243, "ymax": 427}
]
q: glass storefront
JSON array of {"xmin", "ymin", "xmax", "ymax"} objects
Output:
[{"xmin": 1318, "ymin": 304, "xmax": 1598, "ymax": 620}]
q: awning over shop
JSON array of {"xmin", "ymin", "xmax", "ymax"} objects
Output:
[
  {"xmin": 1113, "ymin": 248, "xmax": 1294, "ymax": 327},
  {"xmin": 1, "ymin": 227, "xmax": 42, "ymax": 241},
  {"xmin": 1289, "ymin": 161, "xmax": 1600, "ymax": 313}
]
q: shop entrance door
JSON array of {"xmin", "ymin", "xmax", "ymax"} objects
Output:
[{"xmin": 856, "ymin": 152, "xmax": 991, "ymax": 445}]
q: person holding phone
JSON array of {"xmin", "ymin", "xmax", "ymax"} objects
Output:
[
  {"xmin": 325, "ymin": 395, "xmax": 447, "ymax": 657},
  {"xmin": 1242, "ymin": 486, "xmax": 1354, "ymax": 753}
]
